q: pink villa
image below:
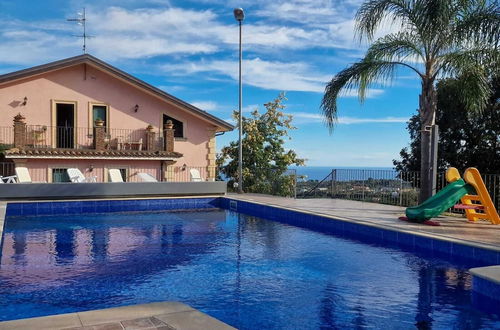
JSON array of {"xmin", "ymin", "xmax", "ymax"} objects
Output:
[{"xmin": 0, "ymin": 54, "xmax": 233, "ymax": 183}]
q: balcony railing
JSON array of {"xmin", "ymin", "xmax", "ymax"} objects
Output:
[
  {"xmin": 0, "ymin": 126, "xmax": 14, "ymax": 148},
  {"xmin": 2, "ymin": 125, "xmax": 168, "ymax": 152},
  {"xmin": 26, "ymin": 125, "xmax": 94, "ymax": 149}
]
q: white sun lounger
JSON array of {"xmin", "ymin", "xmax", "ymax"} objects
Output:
[
  {"xmin": 137, "ymin": 172, "xmax": 158, "ymax": 182},
  {"xmin": 190, "ymin": 169, "xmax": 203, "ymax": 182},
  {"xmin": 108, "ymin": 169, "xmax": 124, "ymax": 183},
  {"xmin": 14, "ymin": 166, "xmax": 46, "ymax": 183},
  {"xmin": 67, "ymin": 168, "xmax": 97, "ymax": 183}
]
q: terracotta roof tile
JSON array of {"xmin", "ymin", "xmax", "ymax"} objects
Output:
[{"xmin": 4, "ymin": 148, "xmax": 183, "ymax": 159}]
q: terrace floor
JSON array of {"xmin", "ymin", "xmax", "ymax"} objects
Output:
[
  {"xmin": 228, "ymin": 193, "xmax": 500, "ymax": 251},
  {"xmin": 0, "ymin": 302, "xmax": 235, "ymax": 330}
]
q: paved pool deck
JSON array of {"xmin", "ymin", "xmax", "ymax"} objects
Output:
[
  {"xmin": 227, "ymin": 194, "xmax": 500, "ymax": 251},
  {"xmin": 0, "ymin": 302, "xmax": 235, "ymax": 330}
]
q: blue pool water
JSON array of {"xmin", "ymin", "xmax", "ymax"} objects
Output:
[{"xmin": 1, "ymin": 208, "xmax": 499, "ymax": 329}]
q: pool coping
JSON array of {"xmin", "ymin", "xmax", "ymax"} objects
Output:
[
  {"xmin": 470, "ymin": 265, "xmax": 500, "ymax": 285},
  {"xmin": 0, "ymin": 202, "xmax": 6, "ymax": 253},
  {"xmin": 0, "ymin": 301, "xmax": 236, "ymax": 329}
]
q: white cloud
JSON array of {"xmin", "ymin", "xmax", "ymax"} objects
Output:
[
  {"xmin": 338, "ymin": 116, "xmax": 408, "ymax": 124},
  {"xmin": 223, "ymin": 112, "xmax": 408, "ymax": 126},
  {"xmin": 163, "ymin": 58, "xmax": 328, "ymax": 92},
  {"xmin": 298, "ymin": 148, "xmax": 396, "ymax": 166},
  {"xmin": 290, "ymin": 112, "xmax": 408, "ymax": 124},
  {"xmin": 190, "ymin": 101, "xmax": 219, "ymax": 111},
  {"xmin": 162, "ymin": 58, "xmax": 385, "ymax": 95},
  {"xmin": 0, "ymin": 3, "xmax": 395, "ymax": 65}
]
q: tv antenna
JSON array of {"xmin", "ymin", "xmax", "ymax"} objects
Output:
[{"xmin": 67, "ymin": 8, "xmax": 94, "ymax": 53}]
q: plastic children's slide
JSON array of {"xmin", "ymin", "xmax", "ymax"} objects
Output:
[
  {"xmin": 403, "ymin": 167, "xmax": 500, "ymax": 225},
  {"xmin": 405, "ymin": 178, "xmax": 475, "ymax": 222}
]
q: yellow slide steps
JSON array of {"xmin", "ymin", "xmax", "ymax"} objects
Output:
[{"xmin": 459, "ymin": 168, "xmax": 500, "ymax": 224}]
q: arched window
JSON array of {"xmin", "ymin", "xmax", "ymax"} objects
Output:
[{"xmin": 163, "ymin": 114, "xmax": 184, "ymax": 138}]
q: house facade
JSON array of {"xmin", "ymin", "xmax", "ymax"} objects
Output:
[{"xmin": 0, "ymin": 54, "xmax": 233, "ymax": 182}]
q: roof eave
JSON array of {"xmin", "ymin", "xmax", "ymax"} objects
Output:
[{"xmin": 0, "ymin": 54, "xmax": 234, "ymax": 131}]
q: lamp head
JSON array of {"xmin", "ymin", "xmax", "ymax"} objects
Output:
[{"xmin": 233, "ymin": 8, "xmax": 245, "ymax": 21}]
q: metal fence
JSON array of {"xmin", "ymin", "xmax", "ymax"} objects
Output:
[
  {"xmin": 296, "ymin": 168, "xmax": 500, "ymax": 212},
  {"xmin": 225, "ymin": 169, "xmax": 298, "ymax": 197}
]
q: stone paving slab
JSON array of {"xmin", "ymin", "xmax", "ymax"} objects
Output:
[
  {"xmin": 0, "ymin": 302, "xmax": 236, "ymax": 330},
  {"xmin": 0, "ymin": 202, "xmax": 6, "ymax": 248},
  {"xmin": 228, "ymin": 194, "xmax": 500, "ymax": 250}
]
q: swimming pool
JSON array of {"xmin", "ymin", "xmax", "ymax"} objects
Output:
[{"xmin": 0, "ymin": 199, "xmax": 499, "ymax": 329}]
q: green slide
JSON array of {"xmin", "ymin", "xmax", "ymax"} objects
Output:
[{"xmin": 406, "ymin": 178, "xmax": 476, "ymax": 222}]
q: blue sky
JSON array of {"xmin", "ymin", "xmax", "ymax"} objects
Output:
[{"xmin": 0, "ymin": 0, "xmax": 422, "ymax": 167}]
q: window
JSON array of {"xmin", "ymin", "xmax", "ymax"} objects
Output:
[
  {"xmin": 52, "ymin": 168, "xmax": 70, "ymax": 182},
  {"xmin": 92, "ymin": 105, "xmax": 108, "ymax": 129},
  {"xmin": 163, "ymin": 114, "xmax": 184, "ymax": 138}
]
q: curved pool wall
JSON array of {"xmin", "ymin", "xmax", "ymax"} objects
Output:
[
  {"xmin": 2, "ymin": 196, "xmax": 500, "ymax": 319},
  {"xmin": 221, "ymin": 197, "xmax": 500, "ymax": 314},
  {"xmin": 221, "ymin": 198, "xmax": 500, "ymax": 265}
]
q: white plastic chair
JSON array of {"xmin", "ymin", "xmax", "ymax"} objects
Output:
[
  {"xmin": 137, "ymin": 172, "xmax": 158, "ymax": 182},
  {"xmin": 67, "ymin": 168, "xmax": 97, "ymax": 183},
  {"xmin": 190, "ymin": 169, "xmax": 203, "ymax": 182},
  {"xmin": 108, "ymin": 169, "xmax": 124, "ymax": 182},
  {"xmin": 0, "ymin": 175, "xmax": 17, "ymax": 183}
]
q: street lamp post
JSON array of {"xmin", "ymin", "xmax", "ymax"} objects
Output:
[{"xmin": 234, "ymin": 8, "xmax": 245, "ymax": 194}]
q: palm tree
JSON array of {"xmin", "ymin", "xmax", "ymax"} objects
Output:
[{"xmin": 321, "ymin": 0, "xmax": 499, "ymax": 202}]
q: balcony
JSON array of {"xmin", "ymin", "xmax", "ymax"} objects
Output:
[
  {"xmin": 21, "ymin": 125, "xmax": 159, "ymax": 151},
  {"xmin": 0, "ymin": 114, "xmax": 180, "ymax": 159}
]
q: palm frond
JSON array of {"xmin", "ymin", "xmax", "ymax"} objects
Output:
[
  {"xmin": 438, "ymin": 48, "xmax": 500, "ymax": 78},
  {"xmin": 449, "ymin": 67, "xmax": 491, "ymax": 112},
  {"xmin": 355, "ymin": 0, "xmax": 416, "ymax": 41},
  {"xmin": 437, "ymin": 48, "xmax": 498, "ymax": 111},
  {"xmin": 365, "ymin": 31, "xmax": 426, "ymax": 64},
  {"xmin": 321, "ymin": 59, "xmax": 419, "ymax": 130},
  {"xmin": 454, "ymin": 1, "xmax": 500, "ymax": 47}
]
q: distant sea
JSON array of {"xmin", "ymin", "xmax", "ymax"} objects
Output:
[{"xmin": 289, "ymin": 166, "xmax": 395, "ymax": 181}]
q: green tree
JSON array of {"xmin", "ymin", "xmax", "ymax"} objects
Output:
[
  {"xmin": 217, "ymin": 93, "xmax": 305, "ymax": 196},
  {"xmin": 394, "ymin": 76, "xmax": 500, "ymax": 173},
  {"xmin": 320, "ymin": 0, "xmax": 499, "ymax": 202}
]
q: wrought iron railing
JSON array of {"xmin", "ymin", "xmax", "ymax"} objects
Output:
[
  {"xmin": 25, "ymin": 125, "xmax": 93, "ymax": 149},
  {"xmin": 0, "ymin": 127, "xmax": 14, "ymax": 149},
  {"xmin": 224, "ymin": 168, "xmax": 298, "ymax": 198},
  {"xmin": 0, "ymin": 126, "xmax": 164, "ymax": 151},
  {"xmin": 296, "ymin": 168, "xmax": 500, "ymax": 212}
]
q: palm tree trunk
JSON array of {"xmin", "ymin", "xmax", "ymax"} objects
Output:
[{"xmin": 419, "ymin": 79, "xmax": 437, "ymax": 203}]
